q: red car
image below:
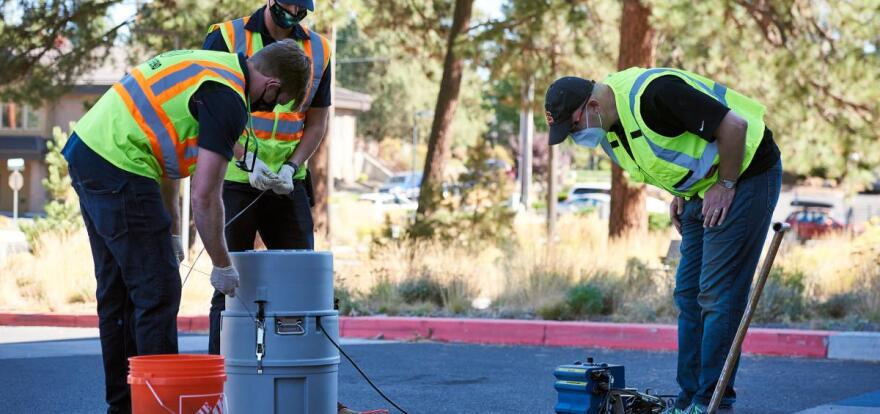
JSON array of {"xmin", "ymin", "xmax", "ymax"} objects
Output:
[{"xmin": 784, "ymin": 201, "xmax": 845, "ymax": 240}]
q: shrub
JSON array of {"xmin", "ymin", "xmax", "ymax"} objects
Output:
[
  {"xmin": 648, "ymin": 212, "xmax": 671, "ymax": 232},
  {"xmin": 364, "ymin": 276, "xmax": 402, "ymax": 315},
  {"xmin": 538, "ymin": 301, "xmax": 574, "ymax": 320},
  {"xmin": 754, "ymin": 268, "xmax": 809, "ymax": 323},
  {"xmin": 334, "ymin": 284, "xmax": 362, "ymax": 316},
  {"xmin": 567, "ymin": 282, "xmax": 605, "ymax": 316},
  {"xmin": 398, "ymin": 275, "xmax": 445, "ymax": 306},
  {"xmin": 20, "ymin": 124, "xmax": 82, "ymax": 247}
]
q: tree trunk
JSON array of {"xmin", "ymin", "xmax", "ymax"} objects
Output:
[
  {"xmin": 609, "ymin": 0, "xmax": 655, "ymax": 239},
  {"xmin": 310, "ymin": 23, "xmax": 337, "ymax": 241},
  {"xmin": 415, "ymin": 0, "xmax": 474, "ymax": 218}
]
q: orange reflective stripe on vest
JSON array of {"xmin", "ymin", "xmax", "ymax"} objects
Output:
[
  {"xmin": 149, "ymin": 60, "xmax": 245, "ymax": 103},
  {"xmin": 225, "ymin": 17, "xmax": 254, "ymax": 56},
  {"xmin": 114, "ymin": 69, "xmax": 188, "ymax": 177},
  {"xmin": 114, "ymin": 62, "xmax": 242, "ymax": 177}
]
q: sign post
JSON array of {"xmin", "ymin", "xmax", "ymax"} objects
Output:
[{"xmin": 7, "ymin": 158, "xmax": 25, "ymax": 222}]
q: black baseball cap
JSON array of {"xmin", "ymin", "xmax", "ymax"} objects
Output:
[
  {"xmin": 544, "ymin": 76, "xmax": 595, "ymax": 145},
  {"xmin": 276, "ymin": 0, "xmax": 314, "ymax": 11}
]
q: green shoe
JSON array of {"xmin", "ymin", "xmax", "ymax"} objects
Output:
[
  {"xmin": 660, "ymin": 407, "xmax": 689, "ymax": 414},
  {"xmin": 686, "ymin": 403, "xmax": 734, "ymax": 413}
]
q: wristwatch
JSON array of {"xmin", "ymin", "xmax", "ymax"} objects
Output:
[
  {"xmin": 719, "ymin": 178, "xmax": 737, "ymax": 189},
  {"xmin": 283, "ymin": 161, "xmax": 299, "ymax": 171}
]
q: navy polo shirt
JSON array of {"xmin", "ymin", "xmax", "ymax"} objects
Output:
[{"xmin": 202, "ymin": 6, "xmax": 332, "ymax": 108}]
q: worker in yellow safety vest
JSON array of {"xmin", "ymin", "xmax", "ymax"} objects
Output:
[
  {"xmin": 62, "ymin": 41, "xmax": 310, "ymax": 413},
  {"xmin": 544, "ymin": 68, "xmax": 783, "ymax": 414},
  {"xmin": 205, "ymin": 2, "xmax": 362, "ymax": 413}
]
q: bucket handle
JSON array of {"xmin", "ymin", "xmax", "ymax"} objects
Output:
[
  {"xmin": 145, "ymin": 379, "xmax": 228, "ymax": 414},
  {"xmin": 145, "ymin": 379, "xmax": 177, "ymax": 414}
]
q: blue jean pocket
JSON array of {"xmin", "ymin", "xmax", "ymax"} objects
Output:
[{"xmin": 80, "ymin": 179, "xmax": 129, "ymax": 241}]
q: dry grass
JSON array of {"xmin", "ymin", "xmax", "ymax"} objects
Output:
[
  {"xmin": 776, "ymin": 219, "xmax": 880, "ymax": 298},
  {"xmin": 0, "ymin": 230, "xmax": 95, "ymax": 313},
  {"xmin": 2, "ymin": 208, "xmax": 878, "ymax": 326}
]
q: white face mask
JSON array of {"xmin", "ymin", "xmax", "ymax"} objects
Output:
[{"xmin": 570, "ymin": 110, "xmax": 605, "ymax": 149}]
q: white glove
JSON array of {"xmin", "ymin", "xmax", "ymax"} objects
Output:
[
  {"xmin": 211, "ymin": 265, "xmax": 240, "ymax": 297},
  {"xmin": 272, "ymin": 163, "xmax": 297, "ymax": 195},
  {"xmin": 244, "ymin": 152, "xmax": 282, "ymax": 191},
  {"xmin": 171, "ymin": 235, "xmax": 185, "ymax": 264}
]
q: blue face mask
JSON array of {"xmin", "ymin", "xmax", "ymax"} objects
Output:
[{"xmin": 570, "ymin": 111, "xmax": 605, "ymax": 149}]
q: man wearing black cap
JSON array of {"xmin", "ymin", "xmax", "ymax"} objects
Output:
[
  {"xmin": 545, "ymin": 68, "xmax": 782, "ymax": 414},
  {"xmin": 204, "ymin": 3, "xmax": 361, "ymax": 414}
]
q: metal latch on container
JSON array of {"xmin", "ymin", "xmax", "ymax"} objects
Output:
[
  {"xmin": 275, "ymin": 317, "xmax": 305, "ymax": 335},
  {"xmin": 255, "ymin": 300, "xmax": 267, "ymax": 374}
]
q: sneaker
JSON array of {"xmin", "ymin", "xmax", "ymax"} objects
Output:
[
  {"xmin": 660, "ymin": 406, "xmax": 689, "ymax": 414},
  {"xmin": 688, "ymin": 404, "xmax": 707, "ymax": 414},
  {"xmin": 685, "ymin": 403, "xmax": 734, "ymax": 413}
]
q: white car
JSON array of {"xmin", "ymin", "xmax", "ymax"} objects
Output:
[
  {"xmin": 558, "ymin": 192, "xmax": 667, "ymax": 218},
  {"xmin": 359, "ymin": 192, "xmax": 417, "ymax": 207},
  {"xmin": 379, "ymin": 172, "xmax": 422, "ymax": 199},
  {"xmin": 567, "ymin": 182, "xmax": 611, "ymax": 201}
]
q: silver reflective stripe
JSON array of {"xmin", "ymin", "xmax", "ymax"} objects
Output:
[
  {"xmin": 231, "ymin": 18, "xmax": 248, "ymax": 54},
  {"xmin": 305, "ymin": 30, "xmax": 325, "ymax": 108},
  {"xmin": 627, "ymin": 68, "xmax": 726, "ymax": 191}
]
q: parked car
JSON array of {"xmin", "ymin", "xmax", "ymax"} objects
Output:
[
  {"xmin": 567, "ymin": 182, "xmax": 611, "ymax": 201},
  {"xmin": 557, "ymin": 192, "xmax": 667, "ymax": 219},
  {"xmin": 784, "ymin": 200, "xmax": 845, "ymax": 240},
  {"xmin": 558, "ymin": 194, "xmax": 609, "ymax": 216},
  {"xmin": 379, "ymin": 172, "xmax": 422, "ymax": 199}
]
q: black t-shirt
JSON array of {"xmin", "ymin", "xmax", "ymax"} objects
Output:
[
  {"xmin": 610, "ymin": 75, "xmax": 780, "ymax": 181},
  {"xmin": 202, "ymin": 7, "xmax": 332, "ymax": 108},
  {"xmin": 188, "ymin": 53, "xmax": 250, "ymax": 161}
]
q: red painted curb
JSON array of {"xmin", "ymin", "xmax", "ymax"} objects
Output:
[
  {"xmin": 0, "ymin": 313, "xmax": 833, "ymax": 358},
  {"xmin": 338, "ymin": 317, "xmax": 831, "ymax": 358},
  {"xmin": 0, "ymin": 312, "xmax": 210, "ymax": 332}
]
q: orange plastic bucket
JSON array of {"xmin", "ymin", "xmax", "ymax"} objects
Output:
[{"xmin": 128, "ymin": 354, "xmax": 227, "ymax": 414}]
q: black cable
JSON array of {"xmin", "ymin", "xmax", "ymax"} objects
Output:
[{"xmin": 318, "ymin": 317, "xmax": 409, "ymax": 414}]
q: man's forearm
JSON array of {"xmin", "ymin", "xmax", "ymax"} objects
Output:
[
  {"xmin": 288, "ymin": 107, "xmax": 330, "ymax": 166},
  {"xmin": 714, "ymin": 111, "xmax": 748, "ymax": 181},
  {"xmin": 192, "ymin": 195, "xmax": 230, "ymax": 268},
  {"xmin": 160, "ymin": 178, "xmax": 181, "ymax": 234}
]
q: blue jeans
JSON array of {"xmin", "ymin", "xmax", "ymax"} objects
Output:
[
  {"xmin": 64, "ymin": 135, "xmax": 181, "ymax": 414},
  {"xmin": 673, "ymin": 159, "xmax": 782, "ymax": 408}
]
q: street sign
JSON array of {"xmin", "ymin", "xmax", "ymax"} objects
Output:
[
  {"xmin": 7, "ymin": 158, "xmax": 24, "ymax": 172},
  {"xmin": 9, "ymin": 170, "xmax": 23, "ymax": 191}
]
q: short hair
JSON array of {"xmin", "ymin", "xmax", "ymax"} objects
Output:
[{"xmin": 250, "ymin": 38, "xmax": 311, "ymax": 110}]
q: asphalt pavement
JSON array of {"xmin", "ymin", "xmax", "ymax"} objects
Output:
[{"xmin": 1, "ymin": 327, "xmax": 879, "ymax": 413}]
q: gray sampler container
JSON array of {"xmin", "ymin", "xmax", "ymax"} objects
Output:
[{"xmin": 223, "ymin": 250, "xmax": 339, "ymax": 414}]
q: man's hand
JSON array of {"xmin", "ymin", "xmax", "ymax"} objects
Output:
[
  {"xmin": 244, "ymin": 152, "xmax": 282, "ymax": 191},
  {"xmin": 701, "ymin": 183, "xmax": 736, "ymax": 228},
  {"xmin": 272, "ymin": 163, "xmax": 296, "ymax": 195},
  {"xmin": 171, "ymin": 235, "xmax": 185, "ymax": 264},
  {"xmin": 670, "ymin": 196, "xmax": 685, "ymax": 234},
  {"xmin": 211, "ymin": 265, "xmax": 240, "ymax": 297}
]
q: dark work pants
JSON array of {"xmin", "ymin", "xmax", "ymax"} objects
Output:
[
  {"xmin": 64, "ymin": 136, "xmax": 180, "ymax": 414},
  {"xmin": 673, "ymin": 159, "xmax": 782, "ymax": 409},
  {"xmin": 208, "ymin": 181, "xmax": 314, "ymax": 354}
]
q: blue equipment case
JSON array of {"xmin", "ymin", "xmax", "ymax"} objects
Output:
[{"xmin": 554, "ymin": 360, "xmax": 626, "ymax": 414}]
